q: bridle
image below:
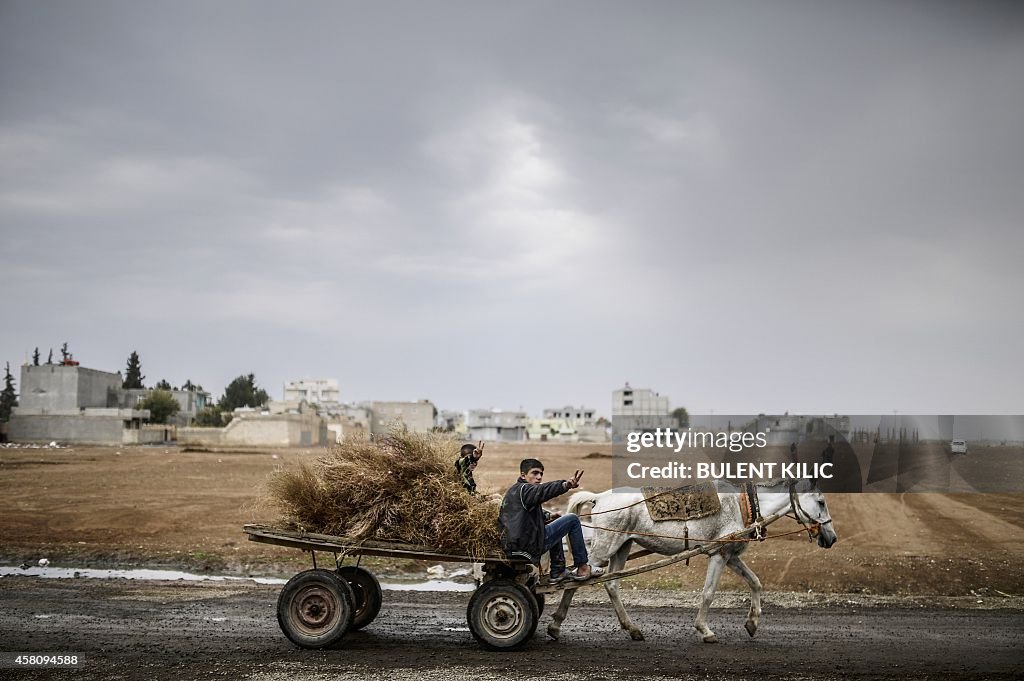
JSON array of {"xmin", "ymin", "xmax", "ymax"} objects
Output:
[{"xmin": 787, "ymin": 480, "xmax": 830, "ymax": 541}]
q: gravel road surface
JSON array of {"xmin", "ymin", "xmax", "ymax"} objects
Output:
[{"xmin": 1, "ymin": 577, "xmax": 1021, "ymax": 680}]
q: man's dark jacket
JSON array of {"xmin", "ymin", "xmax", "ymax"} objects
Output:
[{"xmin": 499, "ymin": 477, "xmax": 570, "ymax": 563}]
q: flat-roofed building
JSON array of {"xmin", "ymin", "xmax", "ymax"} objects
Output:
[
  {"xmin": 284, "ymin": 379, "xmax": 340, "ymax": 411},
  {"xmin": 467, "ymin": 409, "xmax": 528, "ymax": 442},
  {"xmin": 368, "ymin": 400, "xmax": 436, "ymax": 435}
]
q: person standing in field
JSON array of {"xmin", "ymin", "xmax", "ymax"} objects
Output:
[{"xmin": 822, "ymin": 435, "xmax": 835, "ymax": 465}]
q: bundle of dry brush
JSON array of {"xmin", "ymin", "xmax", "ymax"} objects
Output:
[{"xmin": 267, "ymin": 430, "xmax": 502, "ymax": 557}]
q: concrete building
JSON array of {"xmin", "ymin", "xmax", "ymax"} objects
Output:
[
  {"xmin": 18, "ymin": 364, "xmax": 121, "ymax": 412},
  {"xmin": 612, "ymin": 384, "xmax": 671, "ymax": 416},
  {"xmin": 338, "ymin": 403, "xmax": 371, "ymax": 430},
  {"xmin": 527, "ymin": 417, "xmax": 574, "ymax": 441},
  {"xmin": 324, "ymin": 414, "xmax": 369, "ymax": 443},
  {"xmin": 544, "ymin": 405, "xmax": 597, "ymax": 421},
  {"xmin": 121, "ymin": 387, "xmax": 210, "ymax": 426},
  {"xmin": 437, "ymin": 410, "xmax": 468, "ymax": 436},
  {"xmin": 529, "ymin": 405, "xmax": 608, "ymax": 442},
  {"xmin": 368, "ymin": 400, "xmax": 436, "ymax": 436},
  {"xmin": 8, "ymin": 364, "xmax": 154, "ymax": 444},
  {"xmin": 612, "ymin": 383, "xmax": 675, "ymax": 438},
  {"xmin": 178, "ymin": 406, "xmax": 329, "ymax": 448},
  {"xmin": 736, "ymin": 414, "xmax": 852, "ymax": 445},
  {"xmin": 527, "ymin": 419, "xmax": 610, "ymax": 443},
  {"xmin": 467, "ymin": 409, "xmax": 528, "ymax": 442},
  {"xmin": 284, "ymin": 379, "xmax": 341, "ymax": 413}
]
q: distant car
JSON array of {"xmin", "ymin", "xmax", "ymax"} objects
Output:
[{"xmin": 951, "ymin": 440, "xmax": 968, "ymax": 455}]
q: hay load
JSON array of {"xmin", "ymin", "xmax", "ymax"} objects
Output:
[{"xmin": 267, "ymin": 430, "xmax": 502, "ymax": 557}]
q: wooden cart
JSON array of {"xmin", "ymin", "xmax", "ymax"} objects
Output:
[
  {"xmin": 244, "ymin": 514, "xmax": 785, "ymax": 651},
  {"xmin": 244, "ymin": 524, "xmax": 541, "ymax": 651}
]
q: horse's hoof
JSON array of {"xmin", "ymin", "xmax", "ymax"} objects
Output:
[
  {"xmin": 744, "ymin": 620, "xmax": 758, "ymax": 637},
  {"xmin": 629, "ymin": 629, "xmax": 645, "ymax": 641},
  {"xmin": 702, "ymin": 634, "xmax": 718, "ymax": 644},
  {"xmin": 546, "ymin": 625, "xmax": 561, "ymax": 640}
]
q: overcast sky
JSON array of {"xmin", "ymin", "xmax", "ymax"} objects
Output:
[{"xmin": 2, "ymin": 1, "xmax": 1022, "ymax": 416}]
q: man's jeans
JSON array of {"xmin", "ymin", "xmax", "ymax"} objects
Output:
[{"xmin": 543, "ymin": 513, "xmax": 588, "ymax": 573}]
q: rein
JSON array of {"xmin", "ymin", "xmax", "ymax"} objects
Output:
[
  {"xmin": 579, "ymin": 519, "xmax": 817, "ymax": 543},
  {"xmin": 577, "ymin": 479, "xmax": 785, "ymax": 518},
  {"xmin": 574, "ymin": 479, "xmax": 825, "ymax": 544}
]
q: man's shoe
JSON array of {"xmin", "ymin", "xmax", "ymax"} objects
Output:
[{"xmin": 547, "ymin": 570, "xmax": 570, "ymax": 584}]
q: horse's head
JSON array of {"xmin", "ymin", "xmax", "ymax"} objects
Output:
[{"xmin": 791, "ymin": 479, "xmax": 837, "ymax": 549}]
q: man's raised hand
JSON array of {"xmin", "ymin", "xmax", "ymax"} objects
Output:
[{"xmin": 566, "ymin": 469, "xmax": 585, "ymax": 489}]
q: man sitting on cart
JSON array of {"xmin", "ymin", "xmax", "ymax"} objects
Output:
[{"xmin": 498, "ymin": 458, "xmax": 600, "ymax": 583}]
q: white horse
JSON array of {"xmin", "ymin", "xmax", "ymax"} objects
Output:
[{"xmin": 548, "ymin": 477, "xmax": 837, "ymax": 643}]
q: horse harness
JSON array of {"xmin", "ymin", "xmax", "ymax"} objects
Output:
[
  {"xmin": 739, "ymin": 481, "xmax": 827, "ymax": 542},
  {"xmin": 739, "ymin": 481, "xmax": 767, "ymax": 541},
  {"xmin": 787, "ymin": 481, "xmax": 827, "ymax": 540}
]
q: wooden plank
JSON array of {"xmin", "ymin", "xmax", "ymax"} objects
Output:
[{"xmin": 242, "ymin": 523, "xmax": 512, "ymax": 563}]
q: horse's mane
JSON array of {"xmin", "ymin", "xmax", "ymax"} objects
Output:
[
  {"xmin": 710, "ymin": 477, "xmax": 791, "ymax": 493},
  {"xmin": 756, "ymin": 478, "xmax": 791, "ymax": 489},
  {"xmin": 709, "ymin": 478, "xmax": 808, "ymax": 493},
  {"xmin": 758, "ymin": 477, "xmax": 820, "ymax": 492}
]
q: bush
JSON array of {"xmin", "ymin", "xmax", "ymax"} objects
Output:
[
  {"xmin": 193, "ymin": 406, "xmax": 224, "ymax": 427},
  {"xmin": 140, "ymin": 390, "xmax": 180, "ymax": 424}
]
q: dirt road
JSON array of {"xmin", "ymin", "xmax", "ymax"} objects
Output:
[{"xmin": 0, "ymin": 577, "xmax": 1020, "ymax": 680}]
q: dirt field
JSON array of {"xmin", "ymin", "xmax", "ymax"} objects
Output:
[{"xmin": 2, "ymin": 442, "xmax": 1024, "ymax": 596}]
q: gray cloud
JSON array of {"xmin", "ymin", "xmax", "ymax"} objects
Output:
[{"xmin": 2, "ymin": 1, "xmax": 1022, "ymax": 415}]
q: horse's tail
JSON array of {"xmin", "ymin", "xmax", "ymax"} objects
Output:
[{"xmin": 566, "ymin": 490, "xmax": 600, "ymax": 518}]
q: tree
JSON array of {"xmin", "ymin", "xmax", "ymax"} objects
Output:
[
  {"xmin": 1, "ymin": 362, "xmax": 18, "ymax": 421},
  {"xmin": 155, "ymin": 379, "xmax": 172, "ymax": 391},
  {"xmin": 60, "ymin": 342, "xmax": 69, "ymax": 362},
  {"xmin": 193, "ymin": 406, "xmax": 224, "ymax": 427},
  {"xmin": 123, "ymin": 351, "xmax": 145, "ymax": 389},
  {"xmin": 32, "ymin": 348, "xmax": 40, "ymax": 366},
  {"xmin": 671, "ymin": 407, "xmax": 690, "ymax": 428},
  {"xmin": 140, "ymin": 390, "xmax": 180, "ymax": 424},
  {"xmin": 218, "ymin": 373, "xmax": 270, "ymax": 412},
  {"xmin": 46, "ymin": 349, "xmax": 53, "ymax": 365}
]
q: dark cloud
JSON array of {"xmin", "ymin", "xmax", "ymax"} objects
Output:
[{"xmin": 2, "ymin": 1, "xmax": 1022, "ymax": 414}]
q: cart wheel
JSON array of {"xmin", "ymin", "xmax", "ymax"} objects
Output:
[
  {"xmin": 467, "ymin": 579, "xmax": 538, "ymax": 651},
  {"xmin": 526, "ymin": 591, "xmax": 544, "ymax": 639},
  {"xmin": 276, "ymin": 569, "xmax": 355, "ymax": 649},
  {"xmin": 337, "ymin": 565, "xmax": 383, "ymax": 630}
]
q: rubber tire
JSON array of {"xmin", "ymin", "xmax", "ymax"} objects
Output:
[
  {"xmin": 276, "ymin": 569, "xmax": 355, "ymax": 649},
  {"xmin": 467, "ymin": 579, "xmax": 538, "ymax": 651},
  {"xmin": 526, "ymin": 592, "xmax": 545, "ymax": 639},
  {"xmin": 337, "ymin": 565, "xmax": 383, "ymax": 630}
]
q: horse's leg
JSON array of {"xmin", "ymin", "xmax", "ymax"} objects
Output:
[
  {"xmin": 603, "ymin": 541, "xmax": 644, "ymax": 641},
  {"xmin": 693, "ymin": 552, "xmax": 727, "ymax": 643},
  {"xmin": 726, "ymin": 554, "xmax": 763, "ymax": 637},
  {"xmin": 546, "ymin": 587, "xmax": 578, "ymax": 640}
]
